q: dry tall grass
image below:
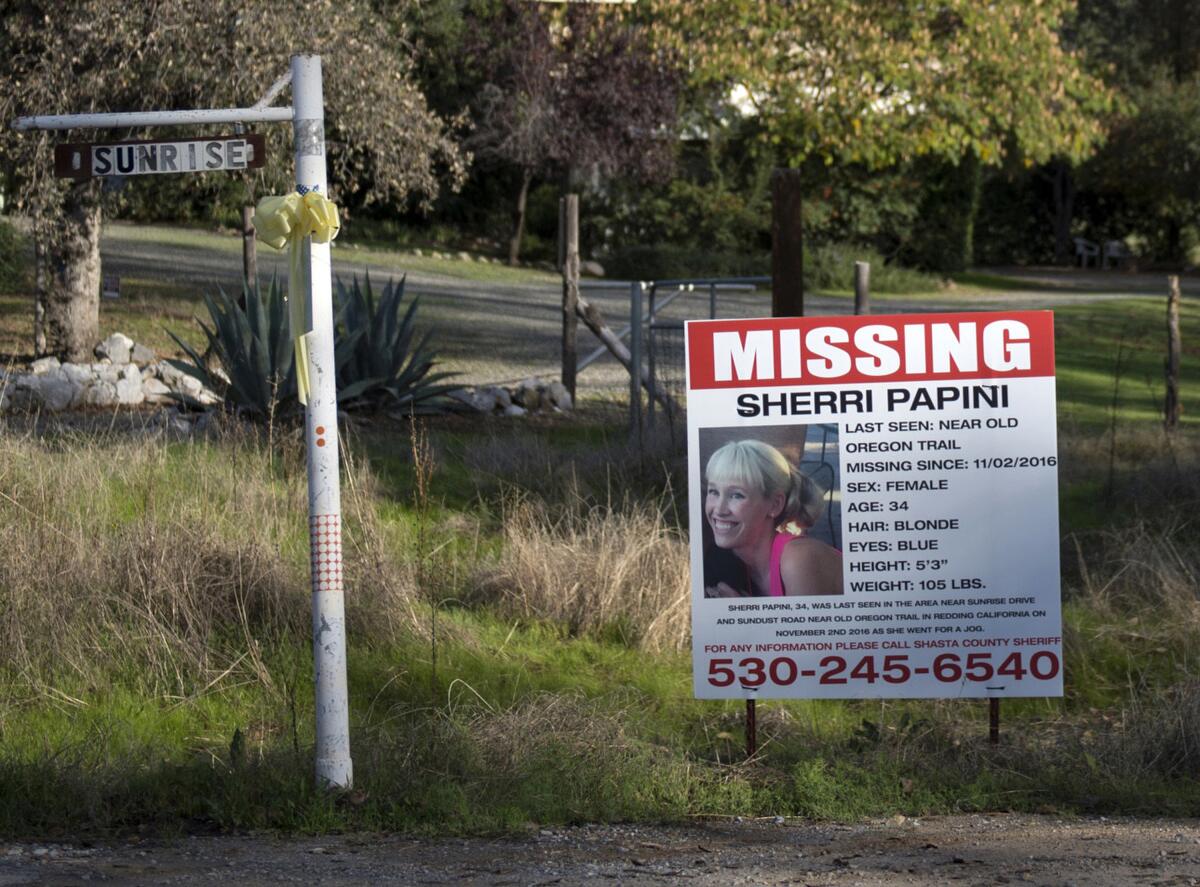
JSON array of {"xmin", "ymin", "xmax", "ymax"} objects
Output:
[
  {"xmin": 0, "ymin": 425, "xmax": 423, "ymax": 695},
  {"xmin": 475, "ymin": 492, "xmax": 690, "ymax": 652}
]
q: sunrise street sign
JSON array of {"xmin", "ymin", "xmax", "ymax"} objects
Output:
[{"xmin": 54, "ymin": 133, "xmax": 265, "ymax": 179}]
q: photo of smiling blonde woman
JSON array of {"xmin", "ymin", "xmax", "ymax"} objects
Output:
[{"xmin": 702, "ymin": 438, "xmax": 843, "ymax": 598}]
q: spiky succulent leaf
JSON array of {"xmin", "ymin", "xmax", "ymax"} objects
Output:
[{"xmin": 333, "ymin": 273, "xmax": 456, "ymax": 411}]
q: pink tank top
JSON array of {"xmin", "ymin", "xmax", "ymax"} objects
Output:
[
  {"xmin": 769, "ymin": 532, "xmax": 842, "ymax": 596},
  {"xmin": 769, "ymin": 532, "xmax": 796, "ymax": 597}
]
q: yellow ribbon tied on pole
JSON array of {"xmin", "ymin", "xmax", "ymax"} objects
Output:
[{"xmin": 252, "ymin": 191, "xmax": 341, "ymax": 405}]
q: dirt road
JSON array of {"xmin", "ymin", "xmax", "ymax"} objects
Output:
[{"xmin": 3, "ymin": 815, "xmax": 1199, "ymax": 885}]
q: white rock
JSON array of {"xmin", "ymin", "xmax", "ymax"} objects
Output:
[
  {"xmin": 502, "ymin": 404, "xmax": 527, "ymax": 417},
  {"xmin": 96, "ymin": 332, "xmax": 134, "ymax": 365},
  {"xmin": 492, "ymin": 386, "xmax": 513, "ymax": 410},
  {"xmin": 38, "ymin": 371, "xmax": 82, "ymax": 411},
  {"xmin": 116, "ymin": 374, "xmax": 145, "ymax": 405},
  {"xmin": 29, "ymin": 356, "xmax": 59, "ymax": 375},
  {"xmin": 546, "ymin": 381, "xmax": 573, "ymax": 411},
  {"xmin": 131, "ymin": 343, "xmax": 156, "ymax": 364},
  {"xmin": 83, "ymin": 381, "xmax": 118, "ymax": 407},
  {"xmin": 457, "ymin": 251, "xmax": 473, "ymax": 262},
  {"xmin": 121, "ymin": 364, "xmax": 141, "ymax": 383},
  {"xmin": 61, "ymin": 364, "xmax": 92, "ymax": 384},
  {"xmin": 142, "ymin": 377, "xmax": 172, "ymax": 402},
  {"xmin": 448, "ymin": 387, "xmax": 495, "ymax": 412},
  {"xmin": 581, "ymin": 259, "xmax": 606, "ymax": 278},
  {"xmin": 513, "ymin": 379, "xmax": 543, "ymax": 411},
  {"xmin": 154, "ymin": 361, "xmax": 184, "ymax": 384},
  {"xmin": 178, "ymin": 375, "xmax": 204, "ymax": 398}
]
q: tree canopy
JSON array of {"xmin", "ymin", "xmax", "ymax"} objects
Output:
[
  {"xmin": 0, "ymin": 0, "xmax": 467, "ymax": 216},
  {"xmin": 0, "ymin": 0, "xmax": 468, "ymax": 359},
  {"xmin": 647, "ymin": 0, "xmax": 1117, "ymax": 169}
]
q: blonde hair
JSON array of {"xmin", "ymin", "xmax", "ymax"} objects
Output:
[{"xmin": 705, "ymin": 439, "xmax": 826, "ymax": 529}]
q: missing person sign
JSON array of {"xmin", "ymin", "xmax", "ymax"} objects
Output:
[{"xmin": 686, "ymin": 311, "xmax": 1062, "ymax": 699}]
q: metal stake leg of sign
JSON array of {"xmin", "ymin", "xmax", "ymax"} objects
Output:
[
  {"xmin": 292, "ymin": 55, "xmax": 352, "ymax": 789},
  {"xmin": 746, "ymin": 699, "xmax": 757, "ymax": 759},
  {"xmin": 989, "ymin": 698, "xmax": 1001, "ymax": 745}
]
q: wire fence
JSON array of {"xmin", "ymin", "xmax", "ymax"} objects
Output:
[{"xmin": 595, "ymin": 277, "xmax": 771, "ymax": 444}]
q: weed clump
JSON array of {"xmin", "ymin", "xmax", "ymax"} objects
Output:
[{"xmin": 475, "ymin": 494, "xmax": 689, "ymax": 652}]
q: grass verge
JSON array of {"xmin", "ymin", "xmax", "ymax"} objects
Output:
[{"xmin": 2, "ymin": 409, "xmax": 1200, "ymax": 836}]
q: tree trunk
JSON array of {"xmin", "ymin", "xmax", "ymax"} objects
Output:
[
  {"xmin": 1167, "ymin": 218, "xmax": 1183, "ymax": 266},
  {"xmin": 1053, "ymin": 161, "xmax": 1076, "ymax": 264},
  {"xmin": 771, "ymin": 168, "xmax": 805, "ymax": 317},
  {"xmin": 508, "ymin": 168, "xmax": 533, "ymax": 266},
  {"xmin": 43, "ymin": 183, "xmax": 101, "ymax": 362}
]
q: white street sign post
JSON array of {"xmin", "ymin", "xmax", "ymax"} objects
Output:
[{"xmin": 12, "ymin": 54, "xmax": 353, "ymax": 789}]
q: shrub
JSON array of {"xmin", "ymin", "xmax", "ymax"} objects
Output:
[
  {"xmin": 806, "ymin": 243, "xmax": 944, "ymax": 294},
  {"xmin": 171, "ymin": 273, "xmax": 454, "ymax": 419},
  {"xmin": 333, "ymin": 274, "xmax": 458, "ymax": 412},
  {"xmin": 169, "ymin": 278, "xmax": 296, "ymax": 418},
  {"xmin": 0, "ymin": 218, "xmax": 28, "ymax": 294}
]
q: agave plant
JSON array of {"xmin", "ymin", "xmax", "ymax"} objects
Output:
[
  {"xmin": 168, "ymin": 277, "xmax": 296, "ymax": 418},
  {"xmin": 333, "ymin": 273, "xmax": 457, "ymax": 412}
]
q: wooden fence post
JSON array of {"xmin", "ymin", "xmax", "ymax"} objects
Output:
[
  {"xmin": 242, "ymin": 204, "xmax": 257, "ymax": 290},
  {"xmin": 771, "ymin": 168, "xmax": 804, "ymax": 318},
  {"xmin": 854, "ymin": 261, "xmax": 870, "ymax": 315},
  {"xmin": 561, "ymin": 194, "xmax": 580, "ymax": 404},
  {"xmin": 1166, "ymin": 274, "xmax": 1182, "ymax": 430}
]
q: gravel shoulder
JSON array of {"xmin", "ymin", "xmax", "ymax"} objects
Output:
[{"xmin": 4, "ymin": 815, "xmax": 1200, "ymax": 885}]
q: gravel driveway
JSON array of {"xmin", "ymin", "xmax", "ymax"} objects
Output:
[{"xmin": 4, "ymin": 815, "xmax": 1200, "ymax": 885}]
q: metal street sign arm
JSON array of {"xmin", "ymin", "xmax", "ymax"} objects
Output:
[{"xmin": 11, "ymin": 105, "xmax": 294, "ymax": 132}]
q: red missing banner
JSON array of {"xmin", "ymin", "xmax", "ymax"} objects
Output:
[{"xmin": 686, "ymin": 311, "xmax": 1055, "ymax": 390}]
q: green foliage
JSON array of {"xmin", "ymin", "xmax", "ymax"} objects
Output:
[
  {"xmin": 649, "ymin": 1, "xmax": 1116, "ymax": 169},
  {"xmin": 806, "ymin": 243, "xmax": 944, "ymax": 294},
  {"xmin": 898, "ymin": 155, "xmax": 983, "ymax": 272},
  {"xmin": 0, "ymin": 218, "xmax": 27, "ymax": 294},
  {"xmin": 971, "ymin": 164, "xmax": 1058, "ymax": 267},
  {"xmin": 333, "ymin": 274, "xmax": 458, "ymax": 411},
  {"xmin": 801, "ymin": 164, "xmax": 924, "ymax": 250},
  {"xmin": 603, "ymin": 244, "xmax": 768, "ymax": 280},
  {"xmin": 586, "ymin": 123, "xmax": 774, "ymax": 260},
  {"xmin": 168, "ymin": 278, "xmax": 296, "ymax": 418},
  {"xmin": 167, "ymin": 273, "xmax": 456, "ymax": 418},
  {"xmin": 1083, "ymin": 77, "xmax": 1200, "ymax": 262}
]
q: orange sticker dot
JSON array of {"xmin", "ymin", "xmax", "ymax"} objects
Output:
[
  {"xmin": 316, "ymin": 438, "xmax": 326, "ymax": 447},
  {"xmin": 315, "ymin": 425, "xmax": 326, "ymax": 434}
]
